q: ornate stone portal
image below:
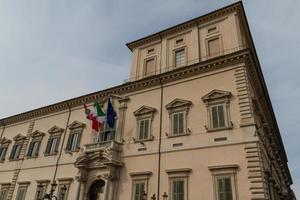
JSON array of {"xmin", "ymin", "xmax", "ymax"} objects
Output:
[{"xmin": 74, "ymin": 141, "xmax": 123, "ymax": 200}]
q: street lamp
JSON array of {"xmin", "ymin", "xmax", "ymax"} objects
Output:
[
  {"xmin": 36, "ymin": 180, "xmax": 66, "ymax": 200},
  {"xmin": 142, "ymin": 191, "xmax": 147, "ymax": 200},
  {"xmin": 162, "ymin": 192, "xmax": 168, "ymax": 200},
  {"xmin": 150, "ymin": 194, "xmax": 156, "ymax": 200}
]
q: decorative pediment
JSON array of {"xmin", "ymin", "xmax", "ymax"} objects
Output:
[
  {"xmin": 48, "ymin": 126, "xmax": 65, "ymax": 134},
  {"xmin": 134, "ymin": 106, "xmax": 157, "ymax": 116},
  {"xmin": 31, "ymin": 130, "xmax": 45, "ymax": 138},
  {"xmin": 165, "ymin": 98, "xmax": 192, "ymax": 110},
  {"xmin": 201, "ymin": 89, "xmax": 232, "ymax": 102},
  {"xmin": 13, "ymin": 134, "xmax": 26, "ymax": 141},
  {"xmin": 75, "ymin": 151, "xmax": 111, "ymax": 169},
  {"xmin": 0, "ymin": 137, "xmax": 12, "ymax": 144},
  {"xmin": 68, "ymin": 121, "xmax": 86, "ymax": 130}
]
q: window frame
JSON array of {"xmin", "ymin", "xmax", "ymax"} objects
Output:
[
  {"xmin": 137, "ymin": 117, "xmax": 151, "ymax": 141},
  {"xmin": 0, "ymin": 183, "xmax": 10, "ymax": 200},
  {"xmin": 129, "ymin": 171, "xmax": 152, "ymax": 200},
  {"xmin": 143, "ymin": 57, "xmax": 156, "ymax": 77},
  {"xmin": 171, "ymin": 111, "xmax": 186, "ymax": 136},
  {"xmin": 16, "ymin": 182, "xmax": 30, "ymax": 200},
  {"xmin": 45, "ymin": 126, "xmax": 64, "ymax": 156},
  {"xmin": 173, "ymin": 47, "xmax": 187, "ymax": 68},
  {"xmin": 9, "ymin": 134, "xmax": 26, "ymax": 161},
  {"xmin": 0, "ymin": 137, "xmax": 11, "ymax": 162},
  {"xmin": 205, "ymin": 35, "xmax": 223, "ymax": 59},
  {"xmin": 133, "ymin": 106, "xmax": 156, "ymax": 142},
  {"xmin": 208, "ymin": 165, "xmax": 239, "ymax": 200},
  {"xmin": 202, "ymin": 90, "xmax": 232, "ymax": 132},
  {"xmin": 26, "ymin": 131, "xmax": 44, "ymax": 158},
  {"xmin": 35, "ymin": 180, "xmax": 50, "ymax": 200},
  {"xmin": 165, "ymin": 99, "xmax": 192, "ymax": 137},
  {"xmin": 65, "ymin": 121, "xmax": 85, "ymax": 152},
  {"xmin": 56, "ymin": 178, "xmax": 73, "ymax": 200},
  {"xmin": 166, "ymin": 168, "xmax": 191, "ymax": 200}
]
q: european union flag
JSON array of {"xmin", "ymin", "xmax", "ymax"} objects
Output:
[{"xmin": 107, "ymin": 98, "xmax": 117, "ymax": 128}]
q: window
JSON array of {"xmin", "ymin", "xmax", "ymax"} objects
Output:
[
  {"xmin": 144, "ymin": 58, "xmax": 155, "ymax": 77},
  {"xmin": 27, "ymin": 130, "xmax": 44, "ymax": 158},
  {"xmin": 216, "ymin": 176, "xmax": 233, "ymax": 200},
  {"xmin": 0, "ymin": 184, "xmax": 10, "ymax": 200},
  {"xmin": 66, "ymin": 121, "xmax": 85, "ymax": 152},
  {"xmin": 202, "ymin": 90, "xmax": 232, "ymax": 131},
  {"xmin": 171, "ymin": 179, "xmax": 185, "ymax": 200},
  {"xmin": 35, "ymin": 181, "xmax": 49, "ymax": 200},
  {"xmin": 46, "ymin": 126, "xmax": 64, "ymax": 155},
  {"xmin": 165, "ymin": 99, "xmax": 192, "ymax": 137},
  {"xmin": 129, "ymin": 171, "xmax": 152, "ymax": 200},
  {"xmin": 66, "ymin": 129, "xmax": 81, "ymax": 151},
  {"xmin": 16, "ymin": 183, "xmax": 29, "ymax": 200},
  {"xmin": 174, "ymin": 49, "xmax": 186, "ymax": 68},
  {"xmin": 171, "ymin": 112, "xmax": 184, "ymax": 136},
  {"xmin": 138, "ymin": 119, "xmax": 150, "ymax": 140},
  {"xmin": 134, "ymin": 106, "xmax": 156, "ymax": 142},
  {"xmin": 133, "ymin": 181, "xmax": 145, "ymax": 200},
  {"xmin": 207, "ymin": 37, "xmax": 221, "ymax": 57},
  {"xmin": 9, "ymin": 134, "xmax": 26, "ymax": 161},
  {"xmin": 56, "ymin": 178, "xmax": 72, "ymax": 200},
  {"xmin": 166, "ymin": 168, "xmax": 191, "ymax": 200},
  {"xmin": 98, "ymin": 121, "xmax": 116, "ymax": 143},
  {"xmin": 9, "ymin": 143, "xmax": 22, "ymax": 160},
  {"xmin": 208, "ymin": 164, "xmax": 238, "ymax": 200},
  {"xmin": 211, "ymin": 104, "xmax": 226, "ymax": 129},
  {"xmin": 0, "ymin": 137, "xmax": 11, "ymax": 162}
]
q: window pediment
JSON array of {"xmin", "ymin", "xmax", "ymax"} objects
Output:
[
  {"xmin": 48, "ymin": 126, "xmax": 64, "ymax": 134},
  {"xmin": 68, "ymin": 121, "xmax": 86, "ymax": 130},
  {"xmin": 31, "ymin": 130, "xmax": 45, "ymax": 138},
  {"xmin": 165, "ymin": 98, "xmax": 192, "ymax": 111},
  {"xmin": 13, "ymin": 134, "xmax": 26, "ymax": 141},
  {"xmin": 0, "ymin": 137, "xmax": 12, "ymax": 144},
  {"xmin": 201, "ymin": 89, "xmax": 232, "ymax": 102},
  {"xmin": 134, "ymin": 106, "xmax": 156, "ymax": 117}
]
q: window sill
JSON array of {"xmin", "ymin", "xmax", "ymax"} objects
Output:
[
  {"xmin": 65, "ymin": 148, "xmax": 80, "ymax": 153},
  {"xmin": 26, "ymin": 155, "xmax": 39, "ymax": 159},
  {"xmin": 206, "ymin": 125, "xmax": 233, "ymax": 132},
  {"xmin": 167, "ymin": 132, "xmax": 190, "ymax": 138},
  {"xmin": 8, "ymin": 158, "xmax": 22, "ymax": 162},
  {"xmin": 44, "ymin": 152, "xmax": 58, "ymax": 157},
  {"xmin": 134, "ymin": 138, "xmax": 154, "ymax": 143}
]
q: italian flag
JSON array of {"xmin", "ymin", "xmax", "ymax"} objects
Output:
[{"xmin": 84, "ymin": 101, "xmax": 106, "ymax": 132}]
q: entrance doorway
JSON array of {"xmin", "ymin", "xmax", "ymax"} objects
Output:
[{"xmin": 88, "ymin": 179, "xmax": 106, "ymax": 200}]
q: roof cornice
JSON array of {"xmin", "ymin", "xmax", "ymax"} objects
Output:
[
  {"xmin": 126, "ymin": 1, "xmax": 243, "ymax": 51},
  {"xmin": 0, "ymin": 49, "xmax": 250, "ymax": 127}
]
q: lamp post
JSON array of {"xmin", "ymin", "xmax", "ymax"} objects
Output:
[
  {"xmin": 36, "ymin": 181, "xmax": 67, "ymax": 200},
  {"xmin": 142, "ymin": 191, "xmax": 147, "ymax": 200},
  {"xmin": 150, "ymin": 194, "xmax": 156, "ymax": 200},
  {"xmin": 162, "ymin": 192, "xmax": 168, "ymax": 200}
]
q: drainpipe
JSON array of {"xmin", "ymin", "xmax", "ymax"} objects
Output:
[{"xmin": 52, "ymin": 104, "xmax": 72, "ymax": 182}]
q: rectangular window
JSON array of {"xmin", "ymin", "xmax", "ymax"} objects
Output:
[
  {"xmin": 217, "ymin": 176, "xmax": 233, "ymax": 200},
  {"xmin": 208, "ymin": 38, "xmax": 220, "ymax": 57},
  {"xmin": 58, "ymin": 185, "xmax": 68, "ymax": 200},
  {"xmin": 66, "ymin": 129, "xmax": 82, "ymax": 151},
  {"xmin": 27, "ymin": 141, "xmax": 41, "ymax": 157},
  {"xmin": 9, "ymin": 143, "xmax": 22, "ymax": 160},
  {"xmin": 138, "ymin": 119, "xmax": 150, "ymax": 140},
  {"xmin": 171, "ymin": 179, "xmax": 185, "ymax": 200},
  {"xmin": 16, "ymin": 187, "xmax": 27, "ymax": 200},
  {"xmin": 45, "ymin": 136, "xmax": 60, "ymax": 155},
  {"xmin": 211, "ymin": 105, "xmax": 226, "ymax": 129},
  {"xmin": 175, "ymin": 49, "xmax": 186, "ymax": 68},
  {"xmin": 144, "ymin": 58, "xmax": 155, "ymax": 77},
  {"xmin": 99, "ymin": 122, "xmax": 116, "ymax": 143},
  {"xmin": 133, "ymin": 182, "xmax": 145, "ymax": 200},
  {"xmin": 0, "ymin": 189, "xmax": 8, "ymax": 200},
  {"xmin": 172, "ymin": 112, "xmax": 184, "ymax": 135},
  {"xmin": 0, "ymin": 145, "xmax": 8, "ymax": 161}
]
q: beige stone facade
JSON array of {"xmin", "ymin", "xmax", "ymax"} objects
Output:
[{"xmin": 0, "ymin": 2, "xmax": 296, "ymax": 200}]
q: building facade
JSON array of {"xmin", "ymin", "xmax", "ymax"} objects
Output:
[{"xmin": 0, "ymin": 2, "xmax": 296, "ymax": 200}]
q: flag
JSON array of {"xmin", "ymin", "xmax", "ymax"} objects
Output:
[
  {"xmin": 84, "ymin": 101, "xmax": 106, "ymax": 132},
  {"xmin": 106, "ymin": 98, "xmax": 117, "ymax": 128}
]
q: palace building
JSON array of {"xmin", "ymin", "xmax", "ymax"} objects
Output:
[{"xmin": 0, "ymin": 2, "xmax": 296, "ymax": 200}]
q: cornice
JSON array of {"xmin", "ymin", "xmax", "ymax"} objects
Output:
[
  {"xmin": 0, "ymin": 49, "xmax": 250, "ymax": 127},
  {"xmin": 126, "ymin": 2, "xmax": 241, "ymax": 51}
]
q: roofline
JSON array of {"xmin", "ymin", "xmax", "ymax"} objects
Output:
[{"xmin": 126, "ymin": 1, "xmax": 243, "ymax": 51}]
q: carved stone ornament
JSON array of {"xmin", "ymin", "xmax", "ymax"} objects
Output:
[
  {"xmin": 13, "ymin": 134, "xmax": 26, "ymax": 141},
  {"xmin": 201, "ymin": 89, "xmax": 232, "ymax": 102},
  {"xmin": 0, "ymin": 137, "xmax": 12, "ymax": 144},
  {"xmin": 31, "ymin": 130, "xmax": 45, "ymax": 138},
  {"xmin": 48, "ymin": 126, "xmax": 64, "ymax": 134},
  {"xmin": 133, "ymin": 106, "xmax": 157, "ymax": 117},
  {"xmin": 68, "ymin": 120, "xmax": 86, "ymax": 129}
]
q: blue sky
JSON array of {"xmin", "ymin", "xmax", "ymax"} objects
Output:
[{"xmin": 0, "ymin": 0, "xmax": 299, "ymax": 197}]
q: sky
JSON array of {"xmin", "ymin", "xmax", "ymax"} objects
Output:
[{"xmin": 0, "ymin": 0, "xmax": 299, "ymax": 197}]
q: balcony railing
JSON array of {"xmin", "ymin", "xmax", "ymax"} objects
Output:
[{"xmin": 124, "ymin": 45, "xmax": 247, "ymax": 83}]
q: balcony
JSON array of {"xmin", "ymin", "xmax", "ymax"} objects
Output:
[{"xmin": 83, "ymin": 140, "xmax": 122, "ymax": 153}]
